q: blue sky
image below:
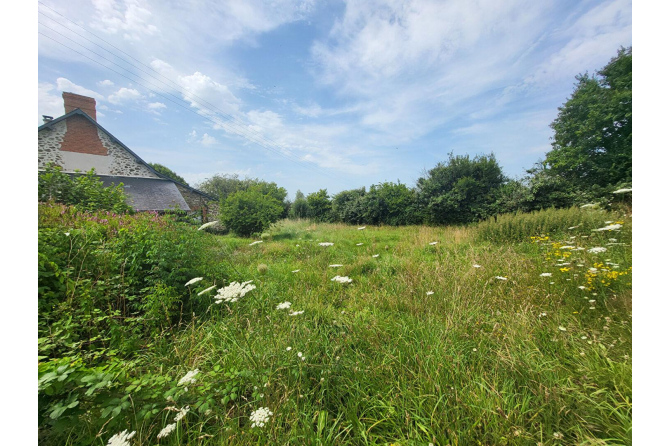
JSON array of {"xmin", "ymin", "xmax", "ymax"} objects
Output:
[{"xmin": 38, "ymin": 0, "xmax": 632, "ymax": 198}]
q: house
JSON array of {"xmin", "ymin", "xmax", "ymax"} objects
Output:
[{"xmin": 38, "ymin": 92, "xmax": 218, "ymax": 221}]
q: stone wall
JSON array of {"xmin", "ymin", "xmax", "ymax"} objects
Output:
[
  {"xmin": 38, "ymin": 121, "xmax": 66, "ymax": 169},
  {"xmin": 175, "ymin": 184, "xmax": 219, "ymax": 222}
]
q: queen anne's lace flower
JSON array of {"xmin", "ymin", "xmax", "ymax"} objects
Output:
[
  {"xmin": 157, "ymin": 423, "xmax": 176, "ymax": 439},
  {"xmin": 249, "ymin": 241, "xmax": 263, "ymax": 246},
  {"xmin": 356, "ymin": 243, "xmax": 363, "ymax": 246},
  {"xmin": 593, "ymin": 224, "xmax": 622, "ymax": 231},
  {"xmin": 426, "ymin": 291, "xmax": 434, "ymax": 295},
  {"xmin": 357, "ymin": 226, "xmax": 366, "ymax": 230},
  {"xmin": 329, "ymin": 264, "xmax": 343, "ymax": 267},
  {"xmin": 178, "ymin": 369, "xmax": 199, "ymax": 386},
  {"xmin": 215, "ymin": 280, "xmax": 255, "ymax": 304},
  {"xmin": 107, "ymin": 430, "xmax": 136, "ymax": 446},
  {"xmin": 276, "ymin": 301, "xmax": 292, "ymax": 310},
  {"xmin": 185, "ymin": 277, "xmax": 203, "ymax": 286},
  {"xmin": 588, "ymin": 247, "xmax": 607, "ymax": 254},
  {"xmin": 429, "ymin": 241, "xmax": 438, "ymax": 245},
  {"xmin": 197, "ymin": 285, "xmax": 216, "ymax": 296},
  {"xmin": 331, "ymin": 275, "xmax": 352, "ymax": 283},
  {"xmin": 174, "ymin": 406, "xmax": 190, "ymax": 422},
  {"xmin": 372, "ymin": 254, "xmax": 379, "ymax": 258},
  {"xmin": 198, "ymin": 221, "xmax": 218, "ymax": 231},
  {"xmin": 612, "ymin": 188, "xmax": 632, "ymax": 194},
  {"xmin": 289, "ymin": 310, "xmax": 304, "ymax": 316},
  {"xmin": 319, "ymin": 242, "xmax": 334, "ymax": 247},
  {"xmin": 495, "ymin": 276, "xmax": 508, "ymax": 281},
  {"xmin": 540, "ymin": 273, "xmax": 552, "ymax": 277},
  {"xmin": 250, "ymin": 407, "xmax": 273, "ymax": 428}
]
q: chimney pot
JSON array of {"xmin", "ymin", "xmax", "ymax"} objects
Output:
[{"xmin": 42, "ymin": 115, "xmax": 53, "ymax": 124}]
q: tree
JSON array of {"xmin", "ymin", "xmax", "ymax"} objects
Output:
[
  {"xmin": 417, "ymin": 153, "xmax": 506, "ymax": 225},
  {"xmin": 289, "ymin": 190, "xmax": 309, "ymax": 219},
  {"xmin": 219, "ymin": 185, "xmax": 284, "ymax": 237},
  {"xmin": 545, "ymin": 47, "xmax": 632, "ymax": 190},
  {"xmin": 197, "ymin": 173, "xmax": 287, "ymax": 205},
  {"xmin": 332, "ymin": 187, "xmax": 366, "ymax": 224},
  {"xmin": 362, "ymin": 182, "xmax": 421, "ymax": 226},
  {"xmin": 149, "ymin": 163, "xmax": 188, "ymax": 185},
  {"xmin": 306, "ymin": 189, "xmax": 333, "ymax": 222}
]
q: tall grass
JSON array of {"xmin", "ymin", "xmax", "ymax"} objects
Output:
[{"xmin": 39, "ymin": 211, "xmax": 632, "ymax": 445}]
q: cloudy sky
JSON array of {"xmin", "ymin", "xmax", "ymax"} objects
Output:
[{"xmin": 37, "ymin": 0, "xmax": 632, "ymax": 198}]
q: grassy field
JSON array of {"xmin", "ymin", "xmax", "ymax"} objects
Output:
[{"xmin": 127, "ymin": 209, "xmax": 631, "ymax": 445}]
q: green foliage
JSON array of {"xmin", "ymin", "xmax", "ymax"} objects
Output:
[
  {"xmin": 38, "ymin": 164, "xmax": 132, "ymax": 213},
  {"xmin": 148, "ymin": 162, "xmax": 188, "ymax": 185},
  {"xmin": 417, "ymin": 153, "xmax": 506, "ymax": 225},
  {"xmin": 332, "ymin": 187, "xmax": 367, "ymax": 224},
  {"xmin": 220, "ymin": 186, "xmax": 284, "ymax": 236},
  {"xmin": 197, "ymin": 173, "xmax": 287, "ymax": 203},
  {"xmin": 289, "ymin": 190, "xmax": 309, "ymax": 219},
  {"xmin": 362, "ymin": 182, "xmax": 421, "ymax": 226},
  {"xmin": 306, "ymin": 189, "xmax": 333, "ymax": 222},
  {"xmin": 546, "ymin": 47, "xmax": 632, "ymax": 191}
]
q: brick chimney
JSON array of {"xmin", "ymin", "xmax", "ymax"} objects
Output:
[{"xmin": 63, "ymin": 92, "xmax": 97, "ymax": 121}]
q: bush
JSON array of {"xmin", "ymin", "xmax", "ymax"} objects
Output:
[
  {"xmin": 220, "ymin": 186, "xmax": 284, "ymax": 236},
  {"xmin": 306, "ymin": 189, "xmax": 333, "ymax": 222},
  {"xmin": 38, "ymin": 164, "xmax": 132, "ymax": 213}
]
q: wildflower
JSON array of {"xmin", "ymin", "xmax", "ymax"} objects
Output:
[
  {"xmin": 178, "ymin": 369, "xmax": 199, "ymax": 386},
  {"xmin": 107, "ymin": 430, "xmax": 136, "ymax": 446},
  {"xmin": 473, "ymin": 264, "xmax": 481, "ymax": 268},
  {"xmin": 581, "ymin": 336, "xmax": 587, "ymax": 340},
  {"xmin": 214, "ymin": 280, "xmax": 255, "ymax": 304},
  {"xmin": 197, "ymin": 285, "xmax": 216, "ymax": 296},
  {"xmin": 372, "ymin": 254, "xmax": 379, "ymax": 258},
  {"xmin": 558, "ymin": 326, "xmax": 567, "ymax": 331},
  {"xmin": 331, "ymin": 275, "xmax": 353, "ymax": 283},
  {"xmin": 292, "ymin": 269, "xmax": 300, "ymax": 273},
  {"xmin": 174, "ymin": 406, "xmax": 190, "ymax": 422},
  {"xmin": 588, "ymin": 299, "xmax": 596, "ymax": 303},
  {"xmin": 580, "ymin": 203, "xmax": 596, "ymax": 208},
  {"xmin": 157, "ymin": 423, "xmax": 176, "ymax": 439},
  {"xmin": 429, "ymin": 241, "xmax": 438, "ymax": 245},
  {"xmin": 319, "ymin": 242, "xmax": 334, "ymax": 247},
  {"xmin": 593, "ymin": 224, "xmax": 622, "ymax": 231},
  {"xmin": 559, "ymin": 245, "xmax": 574, "ymax": 249},
  {"xmin": 289, "ymin": 310, "xmax": 305, "ymax": 316},
  {"xmin": 589, "ymin": 307, "xmax": 595, "ymax": 310},
  {"xmin": 250, "ymin": 407, "xmax": 273, "ymax": 428},
  {"xmin": 185, "ymin": 277, "xmax": 203, "ymax": 287},
  {"xmin": 329, "ymin": 264, "xmax": 343, "ymax": 268},
  {"xmin": 578, "ymin": 286, "xmax": 586, "ymax": 290},
  {"xmin": 472, "ymin": 348, "xmax": 477, "ymax": 352},
  {"xmin": 495, "ymin": 276, "xmax": 508, "ymax": 281},
  {"xmin": 540, "ymin": 312, "xmax": 547, "ymax": 317},
  {"xmin": 358, "ymin": 226, "xmax": 366, "ymax": 230},
  {"xmin": 568, "ymin": 224, "xmax": 581, "ymax": 229},
  {"xmin": 609, "ymin": 238, "xmax": 617, "ymax": 242},
  {"xmin": 426, "ymin": 291, "xmax": 434, "ymax": 295},
  {"xmin": 553, "ymin": 432, "xmax": 564, "ymax": 440},
  {"xmin": 356, "ymin": 243, "xmax": 364, "ymax": 246},
  {"xmin": 286, "ymin": 347, "xmax": 292, "ymax": 351},
  {"xmin": 297, "ymin": 352, "xmax": 303, "ymax": 358},
  {"xmin": 588, "ymin": 247, "xmax": 607, "ymax": 254},
  {"xmin": 249, "ymin": 240, "xmax": 263, "ymax": 246},
  {"xmin": 612, "ymin": 188, "xmax": 632, "ymax": 194},
  {"xmin": 65, "ymin": 232, "xmax": 70, "ymax": 236},
  {"xmin": 198, "ymin": 221, "xmax": 218, "ymax": 230},
  {"xmin": 540, "ymin": 273, "xmax": 552, "ymax": 277},
  {"xmin": 276, "ymin": 301, "xmax": 292, "ymax": 310}
]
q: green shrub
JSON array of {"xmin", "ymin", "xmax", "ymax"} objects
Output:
[
  {"xmin": 38, "ymin": 164, "xmax": 132, "ymax": 213},
  {"xmin": 220, "ymin": 186, "xmax": 284, "ymax": 236}
]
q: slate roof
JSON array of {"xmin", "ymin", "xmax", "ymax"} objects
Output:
[{"xmin": 97, "ymin": 175, "xmax": 191, "ymax": 211}]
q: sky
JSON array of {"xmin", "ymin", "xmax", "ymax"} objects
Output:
[{"xmin": 37, "ymin": 0, "xmax": 632, "ymax": 199}]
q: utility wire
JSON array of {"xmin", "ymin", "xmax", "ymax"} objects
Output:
[{"xmin": 37, "ymin": 2, "xmax": 341, "ymax": 182}]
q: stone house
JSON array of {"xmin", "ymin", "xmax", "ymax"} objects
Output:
[{"xmin": 38, "ymin": 92, "xmax": 218, "ymax": 221}]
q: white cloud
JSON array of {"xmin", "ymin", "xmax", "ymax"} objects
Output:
[
  {"xmin": 147, "ymin": 101, "xmax": 167, "ymax": 114},
  {"xmin": 200, "ymin": 133, "xmax": 217, "ymax": 146},
  {"xmin": 97, "ymin": 79, "xmax": 115, "ymax": 87},
  {"xmin": 90, "ymin": 0, "xmax": 160, "ymax": 41},
  {"xmin": 55, "ymin": 78, "xmax": 104, "ymax": 100},
  {"xmin": 38, "ymin": 82, "xmax": 65, "ymax": 124},
  {"xmin": 108, "ymin": 87, "xmax": 142, "ymax": 104}
]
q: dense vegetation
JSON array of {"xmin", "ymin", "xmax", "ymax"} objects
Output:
[
  {"xmin": 38, "ymin": 204, "xmax": 632, "ymax": 445},
  {"xmin": 149, "ymin": 163, "xmax": 189, "ymax": 185}
]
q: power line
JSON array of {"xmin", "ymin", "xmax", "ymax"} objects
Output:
[{"xmin": 37, "ymin": 2, "xmax": 342, "ymax": 182}]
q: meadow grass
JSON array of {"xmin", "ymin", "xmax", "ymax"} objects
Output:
[{"xmin": 119, "ymin": 208, "xmax": 631, "ymax": 446}]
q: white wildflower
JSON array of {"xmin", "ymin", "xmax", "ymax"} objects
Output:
[
  {"xmin": 581, "ymin": 336, "xmax": 587, "ymax": 340},
  {"xmin": 249, "ymin": 240, "xmax": 263, "ymax": 246},
  {"xmin": 609, "ymin": 238, "xmax": 617, "ymax": 242},
  {"xmin": 612, "ymin": 188, "xmax": 632, "ymax": 194},
  {"xmin": 588, "ymin": 247, "xmax": 607, "ymax": 254},
  {"xmin": 292, "ymin": 269, "xmax": 300, "ymax": 273},
  {"xmin": 198, "ymin": 221, "xmax": 218, "ymax": 231},
  {"xmin": 356, "ymin": 243, "xmax": 364, "ymax": 246},
  {"xmin": 214, "ymin": 280, "xmax": 255, "ymax": 304},
  {"xmin": 429, "ymin": 241, "xmax": 438, "ymax": 245},
  {"xmin": 568, "ymin": 224, "xmax": 581, "ymax": 229},
  {"xmin": 426, "ymin": 291, "xmax": 434, "ymax": 295},
  {"xmin": 589, "ymin": 299, "xmax": 596, "ymax": 303},
  {"xmin": 297, "ymin": 352, "xmax": 303, "ymax": 357},
  {"xmin": 276, "ymin": 301, "xmax": 292, "ymax": 310},
  {"xmin": 331, "ymin": 275, "xmax": 353, "ymax": 284},
  {"xmin": 250, "ymin": 407, "xmax": 273, "ymax": 428},
  {"xmin": 185, "ymin": 277, "xmax": 203, "ymax": 287},
  {"xmin": 107, "ymin": 430, "xmax": 136, "ymax": 446},
  {"xmin": 473, "ymin": 264, "xmax": 481, "ymax": 268},
  {"xmin": 358, "ymin": 226, "xmax": 366, "ymax": 230},
  {"xmin": 157, "ymin": 423, "xmax": 176, "ymax": 439},
  {"xmin": 560, "ymin": 245, "xmax": 574, "ymax": 250},
  {"xmin": 174, "ymin": 406, "xmax": 190, "ymax": 422},
  {"xmin": 593, "ymin": 224, "xmax": 622, "ymax": 232},
  {"xmin": 580, "ymin": 203, "xmax": 596, "ymax": 208},
  {"xmin": 65, "ymin": 232, "xmax": 70, "ymax": 236},
  {"xmin": 578, "ymin": 286, "xmax": 586, "ymax": 290},
  {"xmin": 197, "ymin": 285, "xmax": 216, "ymax": 296},
  {"xmin": 472, "ymin": 348, "xmax": 477, "ymax": 352},
  {"xmin": 540, "ymin": 312, "xmax": 547, "ymax": 317},
  {"xmin": 558, "ymin": 326, "xmax": 567, "ymax": 331},
  {"xmin": 178, "ymin": 369, "xmax": 199, "ymax": 386},
  {"xmin": 286, "ymin": 346, "xmax": 292, "ymax": 351},
  {"xmin": 372, "ymin": 254, "xmax": 379, "ymax": 258},
  {"xmin": 553, "ymin": 432, "xmax": 564, "ymax": 440},
  {"xmin": 495, "ymin": 276, "xmax": 508, "ymax": 281},
  {"xmin": 319, "ymin": 242, "xmax": 334, "ymax": 247},
  {"xmin": 289, "ymin": 310, "xmax": 305, "ymax": 316},
  {"xmin": 329, "ymin": 264, "xmax": 343, "ymax": 268},
  {"xmin": 540, "ymin": 273, "xmax": 552, "ymax": 277}
]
